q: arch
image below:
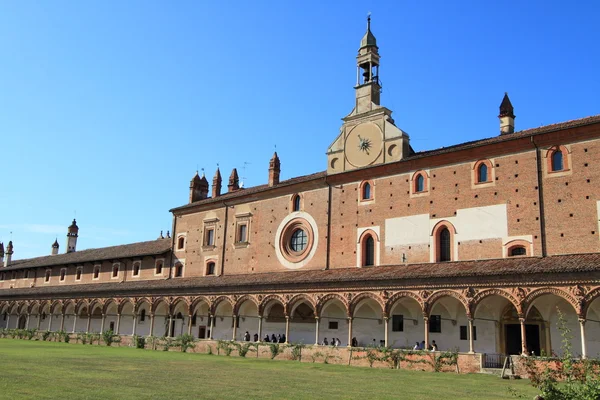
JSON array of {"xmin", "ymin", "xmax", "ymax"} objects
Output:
[
  {"xmin": 425, "ymin": 290, "xmax": 470, "ymax": 317},
  {"xmin": 524, "ymin": 288, "xmax": 578, "ymax": 317},
  {"xmin": 88, "ymin": 299, "xmax": 105, "ymax": 315},
  {"xmin": 49, "ymin": 300, "xmax": 63, "ymax": 314},
  {"xmin": 174, "ymin": 263, "xmax": 184, "ymax": 278},
  {"xmin": 349, "ymin": 292, "xmax": 385, "ymax": 316},
  {"xmin": 316, "ymin": 294, "xmax": 349, "ymax": 317},
  {"xmin": 384, "ymin": 291, "xmax": 424, "ymax": 317},
  {"xmin": 545, "ymin": 145, "xmax": 570, "ymax": 172},
  {"xmin": 258, "ymin": 294, "xmax": 286, "ymax": 316},
  {"xmin": 359, "ymin": 180, "xmax": 374, "ymax": 201},
  {"xmin": 583, "ymin": 288, "xmax": 600, "ymax": 318},
  {"xmin": 286, "ymin": 294, "xmax": 316, "ymax": 317},
  {"xmin": 168, "ymin": 297, "xmax": 190, "ymax": 315},
  {"xmin": 16, "ymin": 302, "xmax": 28, "ymax": 315},
  {"xmin": 117, "ymin": 298, "xmax": 134, "ymax": 314},
  {"xmin": 8, "ymin": 302, "xmax": 19, "ymax": 315},
  {"xmin": 151, "ymin": 297, "xmax": 169, "ymax": 314},
  {"xmin": 473, "ymin": 159, "xmax": 493, "ymax": 184},
  {"xmin": 27, "ymin": 301, "xmax": 40, "ymax": 314},
  {"xmin": 190, "ymin": 296, "xmax": 211, "ymax": 315},
  {"xmin": 134, "ymin": 298, "xmax": 152, "ymax": 314},
  {"xmin": 210, "ymin": 296, "xmax": 234, "ymax": 315},
  {"xmin": 471, "ymin": 289, "xmax": 521, "ymax": 317},
  {"xmin": 62, "ymin": 300, "xmax": 75, "ymax": 314},
  {"xmin": 102, "ymin": 299, "xmax": 119, "ymax": 315},
  {"xmin": 411, "ymin": 170, "xmax": 429, "ymax": 194},
  {"xmin": 291, "ymin": 194, "xmax": 302, "ymax": 212},
  {"xmin": 74, "ymin": 299, "xmax": 89, "ymax": 315},
  {"xmin": 177, "ymin": 236, "xmax": 185, "ymax": 250},
  {"xmin": 431, "ymin": 220, "xmax": 456, "ymax": 262},
  {"xmin": 233, "ymin": 295, "xmax": 259, "ymax": 315}
]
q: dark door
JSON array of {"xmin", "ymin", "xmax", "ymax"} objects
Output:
[
  {"xmin": 505, "ymin": 324, "xmax": 521, "ymax": 355},
  {"xmin": 526, "ymin": 324, "xmax": 541, "ymax": 356},
  {"xmin": 198, "ymin": 326, "xmax": 206, "ymax": 339}
]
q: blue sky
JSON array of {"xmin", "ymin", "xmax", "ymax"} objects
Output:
[{"xmin": 1, "ymin": 1, "xmax": 599, "ymax": 259}]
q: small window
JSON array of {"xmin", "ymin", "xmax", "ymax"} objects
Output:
[
  {"xmin": 292, "ymin": 195, "xmax": 301, "ymax": 212},
  {"xmin": 551, "ymin": 150, "xmax": 564, "ymax": 171},
  {"xmin": 438, "ymin": 227, "xmax": 451, "ymax": 262},
  {"xmin": 392, "ymin": 315, "xmax": 404, "ymax": 332},
  {"xmin": 206, "ymin": 262, "xmax": 216, "ymax": 276},
  {"xmin": 477, "ymin": 163, "xmax": 488, "ymax": 183},
  {"xmin": 177, "ymin": 236, "xmax": 185, "ymax": 250},
  {"xmin": 416, "ymin": 174, "xmax": 425, "ymax": 192},
  {"xmin": 93, "ymin": 266, "xmax": 100, "ymax": 279},
  {"xmin": 237, "ymin": 224, "xmax": 248, "ymax": 243},
  {"xmin": 24, "ymin": 270, "xmax": 29, "ymax": 279},
  {"xmin": 510, "ymin": 246, "xmax": 527, "ymax": 257},
  {"xmin": 460, "ymin": 325, "xmax": 477, "ymax": 340},
  {"xmin": 174, "ymin": 263, "xmax": 183, "ymax": 278},
  {"xmin": 76, "ymin": 268, "xmax": 82, "ymax": 281},
  {"xmin": 205, "ymin": 229, "xmax": 215, "ymax": 246},
  {"xmin": 362, "ymin": 182, "xmax": 371, "ymax": 200},
  {"xmin": 328, "ymin": 321, "xmax": 338, "ymax": 330},
  {"xmin": 45, "ymin": 270, "xmax": 51, "ymax": 282},
  {"xmin": 363, "ymin": 235, "xmax": 375, "ymax": 267},
  {"xmin": 59, "ymin": 269, "xmax": 66, "ymax": 282},
  {"xmin": 112, "ymin": 265, "xmax": 119, "ymax": 278},
  {"xmin": 133, "ymin": 263, "xmax": 140, "ymax": 276},
  {"xmin": 155, "ymin": 262, "xmax": 163, "ymax": 275},
  {"xmin": 429, "ymin": 315, "xmax": 441, "ymax": 333},
  {"xmin": 140, "ymin": 309, "xmax": 146, "ymax": 322}
]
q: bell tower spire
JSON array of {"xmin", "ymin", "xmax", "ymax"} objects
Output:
[{"xmin": 355, "ymin": 14, "xmax": 381, "ymax": 113}]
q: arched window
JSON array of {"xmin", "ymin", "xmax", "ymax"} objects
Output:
[
  {"xmin": 510, "ymin": 246, "xmax": 527, "ymax": 257},
  {"xmin": 363, "ymin": 235, "xmax": 375, "ymax": 267},
  {"xmin": 551, "ymin": 150, "xmax": 564, "ymax": 171},
  {"xmin": 112, "ymin": 265, "xmax": 119, "ymax": 278},
  {"xmin": 177, "ymin": 237, "xmax": 185, "ymax": 250},
  {"xmin": 292, "ymin": 195, "xmax": 301, "ymax": 212},
  {"xmin": 45, "ymin": 270, "xmax": 51, "ymax": 282},
  {"xmin": 362, "ymin": 182, "xmax": 371, "ymax": 200},
  {"xmin": 76, "ymin": 268, "xmax": 82, "ymax": 280},
  {"xmin": 60, "ymin": 269, "xmax": 66, "ymax": 281},
  {"xmin": 438, "ymin": 227, "xmax": 451, "ymax": 262},
  {"xmin": 155, "ymin": 262, "xmax": 163, "ymax": 275},
  {"xmin": 133, "ymin": 263, "xmax": 140, "ymax": 276},
  {"xmin": 415, "ymin": 174, "xmax": 425, "ymax": 192},
  {"xmin": 93, "ymin": 266, "xmax": 100, "ymax": 279},
  {"xmin": 206, "ymin": 262, "xmax": 216, "ymax": 276},
  {"xmin": 140, "ymin": 309, "xmax": 146, "ymax": 322},
  {"xmin": 477, "ymin": 163, "xmax": 488, "ymax": 183},
  {"xmin": 174, "ymin": 263, "xmax": 183, "ymax": 278}
]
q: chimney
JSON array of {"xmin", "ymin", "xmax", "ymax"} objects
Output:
[
  {"xmin": 499, "ymin": 92, "xmax": 515, "ymax": 135},
  {"xmin": 51, "ymin": 238, "xmax": 59, "ymax": 255},
  {"xmin": 228, "ymin": 168, "xmax": 240, "ymax": 192},
  {"xmin": 268, "ymin": 152, "xmax": 281, "ymax": 187},
  {"xmin": 189, "ymin": 171, "xmax": 209, "ymax": 203},
  {"xmin": 4, "ymin": 241, "xmax": 13, "ymax": 268},
  {"xmin": 212, "ymin": 168, "xmax": 222, "ymax": 197}
]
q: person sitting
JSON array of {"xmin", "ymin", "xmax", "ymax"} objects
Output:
[
  {"xmin": 332, "ymin": 338, "xmax": 337, "ymax": 347},
  {"xmin": 431, "ymin": 340, "xmax": 438, "ymax": 351},
  {"xmin": 351, "ymin": 337, "xmax": 358, "ymax": 347},
  {"xmin": 413, "ymin": 342, "xmax": 420, "ymax": 350},
  {"xmin": 280, "ymin": 334, "xmax": 286, "ymax": 343},
  {"xmin": 253, "ymin": 333, "xmax": 258, "ymax": 342},
  {"xmin": 271, "ymin": 334, "xmax": 277, "ymax": 343},
  {"xmin": 323, "ymin": 337, "xmax": 329, "ymax": 346},
  {"xmin": 243, "ymin": 331, "xmax": 250, "ymax": 341},
  {"xmin": 335, "ymin": 338, "xmax": 341, "ymax": 347},
  {"xmin": 264, "ymin": 334, "xmax": 270, "ymax": 342},
  {"xmin": 420, "ymin": 340, "xmax": 426, "ymax": 350}
]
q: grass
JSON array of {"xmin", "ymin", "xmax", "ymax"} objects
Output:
[{"xmin": 0, "ymin": 339, "xmax": 538, "ymax": 400}]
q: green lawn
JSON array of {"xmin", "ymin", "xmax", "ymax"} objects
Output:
[{"xmin": 0, "ymin": 339, "xmax": 538, "ymax": 400}]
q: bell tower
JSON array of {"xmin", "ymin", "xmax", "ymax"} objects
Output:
[{"xmin": 327, "ymin": 16, "xmax": 411, "ymax": 174}]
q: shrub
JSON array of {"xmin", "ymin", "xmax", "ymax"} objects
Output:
[
  {"xmin": 268, "ymin": 343, "xmax": 281, "ymax": 360},
  {"xmin": 177, "ymin": 334, "xmax": 195, "ymax": 353},
  {"xmin": 290, "ymin": 343, "xmax": 305, "ymax": 361},
  {"xmin": 101, "ymin": 330, "xmax": 119, "ymax": 346},
  {"xmin": 133, "ymin": 335, "xmax": 145, "ymax": 349},
  {"xmin": 41, "ymin": 331, "xmax": 51, "ymax": 341}
]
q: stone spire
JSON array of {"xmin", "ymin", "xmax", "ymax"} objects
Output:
[
  {"xmin": 228, "ymin": 168, "xmax": 240, "ymax": 192},
  {"xmin": 268, "ymin": 152, "xmax": 281, "ymax": 187},
  {"xmin": 212, "ymin": 168, "xmax": 222, "ymax": 198},
  {"xmin": 4, "ymin": 240, "xmax": 13, "ymax": 267},
  {"xmin": 51, "ymin": 238, "xmax": 59, "ymax": 255},
  {"xmin": 355, "ymin": 14, "xmax": 381, "ymax": 114},
  {"xmin": 499, "ymin": 93, "xmax": 515, "ymax": 135}
]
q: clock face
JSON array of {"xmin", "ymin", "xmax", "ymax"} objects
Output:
[{"xmin": 345, "ymin": 123, "xmax": 383, "ymax": 168}]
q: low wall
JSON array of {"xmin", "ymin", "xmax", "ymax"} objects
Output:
[{"xmin": 510, "ymin": 355, "xmax": 600, "ymax": 380}]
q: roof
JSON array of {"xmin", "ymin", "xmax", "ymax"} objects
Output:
[
  {"xmin": 2, "ymin": 253, "xmax": 599, "ymax": 298},
  {"xmin": 360, "ymin": 17, "xmax": 377, "ymax": 48},
  {"xmin": 171, "ymin": 114, "xmax": 600, "ymax": 212},
  {"xmin": 1, "ymin": 238, "xmax": 171, "ymax": 271}
]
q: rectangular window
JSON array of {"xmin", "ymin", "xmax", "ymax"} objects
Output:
[
  {"xmin": 11, "ymin": 271, "xmax": 17, "ymax": 280},
  {"xmin": 133, "ymin": 263, "xmax": 140, "ymax": 277},
  {"xmin": 24, "ymin": 270, "xmax": 29, "ymax": 279},
  {"xmin": 60, "ymin": 269, "xmax": 66, "ymax": 282},
  {"xmin": 392, "ymin": 315, "xmax": 404, "ymax": 332},
  {"xmin": 155, "ymin": 261, "xmax": 163, "ymax": 275},
  {"xmin": 45, "ymin": 270, "xmax": 51, "ymax": 283},
  {"xmin": 205, "ymin": 228, "xmax": 215, "ymax": 246},
  {"xmin": 328, "ymin": 321, "xmax": 338, "ymax": 330},
  {"xmin": 460, "ymin": 325, "xmax": 477, "ymax": 340},
  {"xmin": 93, "ymin": 266, "xmax": 100, "ymax": 280},
  {"xmin": 76, "ymin": 268, "xmax": 82, "ymax": 281},
  {"xmin": 429, "ymin": 315, "xmax": 441, "ymax": 333},
  {"xmin": 237, "ymin": 224, "xmax": 247, "ymax": 243}
]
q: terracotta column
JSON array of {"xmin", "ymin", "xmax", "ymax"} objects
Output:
[
  {"xmin": 60, "ymin": 313, "xmax": 65, "ymax": 331},
  {"xmin": 187, "ymin": 314, "xmax": 193, "ymax": 336},
  {"xmin": 257, "ymin": 315, "xmax": 263, "ymax": 341},
  {"xmin": 132, "ymin": 314, "xmax": 137, "ymax": 336},
  {"xmin": 519, "ymin": 317, "xmax": 528, "ymax": 355},
  {"xmin": 86, "ymin": 315, "xmax": 91, "ymax": 334},
  {"xmin": 468, "ymin": 318, "xmax": 475, "ymax": 354},
  {"xmin": 579, "ymin": 318, "xmax": 587, "ymax": 359},
  {"xmin": 347, "ymin": 317, "xmax": 353, "ymax": 347},
  {"xmin": 232, "ymin": 315, "xmax": 237, "ymax": 341},
  {"xmin": 284, "ymin": 316, "xmax": 290, "ymax": 343},
  {"xmin": 424, "ymin": 316, "xmax": 430, "ymax": 349},
  {"xmin": 384, "ymin": 316, "xmax": 389, "ymax": 347},
  {"xmin": 209, "ymin": 315, "xmax": 214, "ymax": 339},
  {"xmin": 115, "ymin": 313, "xmax": 121, "ymax": 335},
  {"xmin": 25, "ymin": 313, "xmax": 30, "ymax": 330},
  {"xmin": 72, "ymin": 314, "xmax": 77, "ymax": 333},
  {"xmin": 150, "ymin": 313, "xmax": 155, "ymax": 336},
  {"xmin": 314, "ymin": 317, "xmax": 320, "ymax": 345}
]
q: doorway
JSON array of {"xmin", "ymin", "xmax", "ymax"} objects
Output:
[{"xmin": 504, "ymin": 324, "xmax": 540, "ymax": 355}]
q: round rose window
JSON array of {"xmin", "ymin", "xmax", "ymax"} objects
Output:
[{"xmin": 290, "ymin": 229, "xmax": 307, "ymax": 252}]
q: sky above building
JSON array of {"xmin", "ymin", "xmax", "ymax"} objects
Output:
[{"xmin": 1, "ymin": 1, "xmax": 599, "ymax": 259}]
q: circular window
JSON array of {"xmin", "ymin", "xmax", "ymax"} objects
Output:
[{"xmin": 290, "ymin": 229, "xmax": 307, "ymax": 252}]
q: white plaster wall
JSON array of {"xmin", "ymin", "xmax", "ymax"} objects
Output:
[
  {"xmin": 353, "ymin": 304, "xmax": 384, "ymax": 347},
  {"xmin": 261, "ymin": 320, "xmax": 286, "ymax": 342},
  {"xmin": 235, "ymin": 316, "xmax": 261, "ymax": 341}
]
